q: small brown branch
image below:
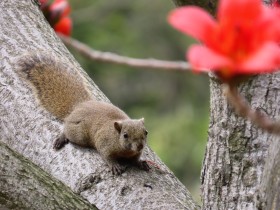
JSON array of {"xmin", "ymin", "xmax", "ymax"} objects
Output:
[
  {"xmin": 223, "ymin": 83, "xmax": 280, "ymax": 135},
  {"xmin": 59, "ymin": 34, "xmax": 200, "ymax": 72}
]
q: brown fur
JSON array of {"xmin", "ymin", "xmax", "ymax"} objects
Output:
[
  {"xmin": 17, "ymin": 54, "xmax": 150, "ymax": 175},
  {"xmin": 17, "ymin": 54, "xmax": 91, "ymax": 119}
]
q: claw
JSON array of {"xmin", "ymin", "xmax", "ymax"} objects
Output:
[
  {"xmin": 53, "ymin": 134, "xmax": 69, "ymax": 150},
  {"xmin": 111, "ymin": 164, "xmax": 125, "ymax": 175}
]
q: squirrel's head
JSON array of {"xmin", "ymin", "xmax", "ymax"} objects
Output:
[{"xmin": 114, "ymin": 118, "xmax": 148, "ymax": 155}]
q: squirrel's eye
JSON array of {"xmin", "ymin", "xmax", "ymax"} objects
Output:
[
  {"xmin": 123, "ymin": 133, "xmax": 128, "ymax": 139},
  {"xmin": 145, "ymin": 130, "xmax": 148, "ymax": 136}
]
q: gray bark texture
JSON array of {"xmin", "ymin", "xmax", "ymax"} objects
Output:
[
  {"xmin": 0, "ymin": 0, "xmax": 198, "ymax": 209},
  {"xmin": 0, "ymin": 141, "xmax": 96, "ymax": 210},
  {"xmin": 201, "ymin": 75, "xmax": 280, "ymax": 210},
  {"xmin": 258, "ymin": 136, "xmax": 280, "ymax": 210}
]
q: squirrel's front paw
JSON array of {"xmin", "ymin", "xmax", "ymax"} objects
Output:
[
  {"xmin": 138, "ymin": 160, "xmax": 151, "ymax": 171},
  {"xmin": 111, "ymin": 163, "xmax": 126, "ymax": 175},
  {"xmin": 53, "ymin": 134, "xmax": 69, "ymax": 150}
]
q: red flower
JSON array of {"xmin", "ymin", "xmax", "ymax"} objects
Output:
[
  {"xmin": 50, "ymin": 0, "xmax": 71, "ymax": 19},
  {"xmin": 39, "ymin": 0, "xmax": 72, "ymax": 36},
  {"xmin": 54, "ymin": 16, "xmax": 72, "ymax": 36},
  {"xmin": 168, "ymin": 0, "xmax": 280, "ymax": 80}
]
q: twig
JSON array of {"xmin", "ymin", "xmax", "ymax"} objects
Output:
[
  {"xmin": 59, "ymin": 34, "xmax": 200, "ymax": 72},
  {"xmin": 223, "ymin": 83, "xmax": 280, "ymax": 135}
]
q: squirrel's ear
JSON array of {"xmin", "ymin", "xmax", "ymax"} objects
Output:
[
  {"xmin": 139, "ymin": 118, "xmax": 144, "ymax": 124},
  {"xmin": 114, "ymin": 121, "xmax": 122, "ymax": 133}
]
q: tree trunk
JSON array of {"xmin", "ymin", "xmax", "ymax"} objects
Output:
[
  {"xmin": 258, "ymin": 136, "xmax": 280, "ymax": 210},
  {"xmin": 0, "ymin": 0, "xmax": 198, "ymax": 209},
  {"xmin": 201, "ymin": 74, "xmax": 280, "ymax": 209}
]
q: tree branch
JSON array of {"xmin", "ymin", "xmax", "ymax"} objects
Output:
[
  {"xmin": 223, "ymin": 83, "xmax": 280, "ymax": 135},
  {"xmin": 59, "ymin": 34, "xmax": 197, "ymax": 72},
  {"xmin": 0, "ymin": 141, "xmax": 97, "ymax": 210}
]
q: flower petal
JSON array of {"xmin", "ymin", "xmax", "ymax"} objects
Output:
[
  {"xmin": 54, "ymin": 16, "xmax": 72, "ymax": 36},
  {"xmin": 259, "ymin": 7, "xmax": 280, "ymax": 43},
  {"xmin": 238, "ymin": 42, "xmax": 280, "ymax": 73},
  {"xmin": 168, "ymin": 6, "xmax": 217, "ymax": 44},
  {"xmin": 50, "ymin": 0, "xmax": 71, "ymax": 18},
  {"xmin": 218, "ymin": 0, "xmax": 262, "ymax": 24},
  {"xmin": 187, "ymin": 45, "xmax": 233, "ymax": 72}
]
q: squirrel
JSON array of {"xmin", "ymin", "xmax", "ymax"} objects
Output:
[{"xmin": 17, "ymin": 53, "xmax": 150, "ymax": 175}]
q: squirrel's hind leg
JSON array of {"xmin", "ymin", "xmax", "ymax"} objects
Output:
[{"xmin": 53, "ymin": 133, "xmax": 69, "ymax": 150}]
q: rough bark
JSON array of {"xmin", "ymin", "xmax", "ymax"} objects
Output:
[
  {"xmin": 201, "ymin": 74, "xmax": 280, "ymax": 210},
  {"xmin": 258, "ymin": 135, "xmax": 280, "ymax": 210},
  {"xmin": 0, "ymin": 0, "xmax": 198, "ymax": 209},
  {"xmin": 0, "ymin": 141, "xmax": 96, "ymax": 210}
]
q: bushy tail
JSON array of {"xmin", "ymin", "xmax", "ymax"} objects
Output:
[{"xmin": 17, "ymin": 53, "xmax": 92, "ymax": 120}]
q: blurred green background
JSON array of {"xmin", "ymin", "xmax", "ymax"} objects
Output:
[{"xmin": 68, "ymin": 0, "xmax": 209, "ymax": 202}]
